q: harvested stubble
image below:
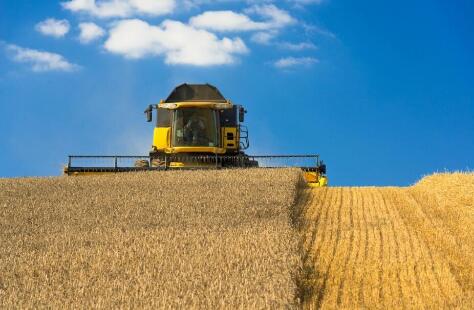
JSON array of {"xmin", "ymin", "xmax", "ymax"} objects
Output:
[
  {"xmin": 0, "ymin": 169, "xmax": 303, "ymax": 308},
  {"xmin": 297, "ymin": 172, "xmax": 474, "ymax": 309}
]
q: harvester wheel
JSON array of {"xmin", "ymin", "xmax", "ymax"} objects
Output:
[{"xmin": 134, "ymin": 159, "xmax": 150, "ymax": 168}]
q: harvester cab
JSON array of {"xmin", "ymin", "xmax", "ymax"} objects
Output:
[
  {"xmin": 64, "ymin": 83, "xmax": 328, "ymax": 187},
  {"xmin": 144, "ymin": 84, "xmax": 249, "ymax": 162}
]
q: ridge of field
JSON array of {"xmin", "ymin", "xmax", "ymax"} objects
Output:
[
  {"xmin": 298, "ymin": 172, "xmax": 474, "ymax": 309},
  {"xmin": 0, "ymin": 169, "xmax": 303, "ymax": 308}
]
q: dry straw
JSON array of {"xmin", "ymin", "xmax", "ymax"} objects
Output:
[{"xmin": 298, "ymin": 172, "xmax": 474, "ymax": 309}]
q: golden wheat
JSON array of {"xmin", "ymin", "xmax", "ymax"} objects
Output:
[
  {"xmin": 2, "ymin": 170, "xmax": 473, "ymax": 309},
  {"xmin": 298, "ymin": 173, "xmax": 474, "ymax": 309},
  {"xmin": 0, "ymin": 169, "xmax": 303, "ymax": 308}
]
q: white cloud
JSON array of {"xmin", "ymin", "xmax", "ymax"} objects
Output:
[
  {"xmin": 130, "ymin": 0, "xmax": 175, "ymax": 15},
  {"xmin": 61, "ymin": 0, "xmax": 175, "ymax": 18},
  {"xmin": 274, "ymin": 56, "xmax": 318, "ymax": 68},
  {"xmin": 279, "ymin": 41, "xmax": 317, "ymax": 51},
  {"xmin": 245, "ymin": 4, "xmax": 295, "ymax": 28},
  {"xmin": 6, "ymin": 45, "xmax": 80, "ymax": 72},
  {"xmin": 104, "ymin": 19, "xmax": 248, "ymax": 66},
  {"xmin": 250, "ymin": 31, "xmax": 276, "ymax": 44},
  {"xmin": 35, "ymin": 18, "xmax": 70, "ymax": 38},
  {"xmin": 78, "ymin": 22, "xmax": 106, "ymax": 43},
  {"xmin": 62, "ymin": 0, "xmax": 127, "ymax": 18},
  {"xmin": 190, "ymin": 4, "xmax": 294, "ymax": 33},
  {"xmin": 189, "ymin": 11, "xmax": 267, "ymax": 32}
]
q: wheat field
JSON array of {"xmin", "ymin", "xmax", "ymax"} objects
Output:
[
  {"xmin": 298, "ymin": 172, "xmax": 474, "ymax": 309},
  {"xmin": 0, "ymin": 169, "xmax": 303, "ymax": 308},
  {"xmin": 1, "ymin": 170, "xmax": 473, "ymax": 309}
]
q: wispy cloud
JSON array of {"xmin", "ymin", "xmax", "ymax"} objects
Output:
[
  {"xmin": 289, "ymin": 0, "xmax": 325, "ymax": 9},
  {"xmin": 6, "ymin": 45, "xmax": 80, "ymax": 72},
  {"xmin": 278, "ymin": 41, "xmax": 317, "ymax": 51},
  {"xmin": 35, "ymin": 18, "xmax": 70, "ymax": 38},
  {"xmin": 189, "ymin": 11, "xmax": 268, "ymax": 32},
  {"xmin": 104, "ymin": 19, "xmax": 248, "ymax": 66},
  {"xmin": 251, "ymin": 31, "xmax": 277, "ymax": 44},
  {"xmin": 303, "ymin": 23, "xmax": 336, "ymax": 39},
  {"xmin": 61, "ymin": 0, "xmax": 176, "ymax": 18},
  {"xmin": 274, "ymin": 56, "xmax": 318, "ymax": 68},
  {"xmin": 291, "ymin": 0, "xmax": 324, "ymax": 4},
  {"xmin": 183, "ymin": 0, "xmax": 324, "ymax": 7},
  {"xmin": 78, "ymin": 22, "xmax": 106, "ymax": 44},
  {"xmin": 245, "ymin": 4, "xmax": 295, "ymax": 28}
]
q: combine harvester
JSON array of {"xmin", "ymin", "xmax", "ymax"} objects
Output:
[{"xmin": 64, "ymin": 84, "xmax": 328, "ymax": 187}]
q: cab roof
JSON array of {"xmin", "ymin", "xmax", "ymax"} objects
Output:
[{"xmin": 165, "ymin": 83, "xmax": 227, "ymax": 103}]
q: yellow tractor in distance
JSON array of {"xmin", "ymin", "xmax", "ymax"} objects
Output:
[{"xmin": 65, "ymin": 84, "xmax": 328, "ymax": 187}]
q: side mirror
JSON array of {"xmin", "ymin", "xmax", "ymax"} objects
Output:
[
  {"xmin": 145, "ymin": 105, "xmax": 153, "ymax": 122},
  {"xmin": 239, "ymin": 106, "xmax": 246, "ymax": 123}
]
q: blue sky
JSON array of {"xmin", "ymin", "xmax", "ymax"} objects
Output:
[{"xmin": 0, "ymin": 0, "xmax": 473, "ymax": 185}]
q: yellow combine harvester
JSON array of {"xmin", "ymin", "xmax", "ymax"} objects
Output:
[{"xmin": 65, "ymin": 84, "xmax": 327, "ymax": 187}]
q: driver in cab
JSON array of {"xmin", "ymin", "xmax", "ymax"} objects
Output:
[{"xmin": 184, "ymin": 112, "xmax": 206, "ymax": 145}]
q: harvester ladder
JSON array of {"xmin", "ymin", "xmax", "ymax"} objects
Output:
[{"xmin": 239, "ymin": 125, "xmax": 249, "ymax": 150}]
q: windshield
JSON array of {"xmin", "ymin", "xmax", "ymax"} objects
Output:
[{"xmin": 172, "ymin": 108, "xmax": 219, "ymax": 147}]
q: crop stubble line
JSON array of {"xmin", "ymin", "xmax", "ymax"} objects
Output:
[
  {"xmin": 359, "ymin": 189, "xmax": 375, "ymax": 305},
  {"xmin": 331, "ymin": 188, "xmax": 352, "ymax": 307},
  {"xmin": 302, "ymin": 188, "xmax": 327, "ymax": 264},
  {"xmin": 380, "ymin": 189, "xmax": 407, "ymax": 307},
  {"xmin": 305, "ymin": 188, "xmax": 329, "ymax": 266},
  {"xmin": 406, "ymin": 191, "xmax": 448, "ymax": 303},
  {"xmin": 391, "ymin": 190, "xmax": 448, "ymax": 303},
  {"xmin": 371, "ymin": 189, "xmax": 384, "ymax": 304},
  {"xmin": 346, "ymin": 187, "xmax": 363, "ymax": 307},
  {"xmin": 355, "ymin": 188, "xmax": 368, "ymax": 307},
  {"xmin": 371, "ymin": 189, "xmax": 386, "ymax": 305},
  {"xmin": 335, "ymin": 188, "xmax": 355, "ymax": 307},
  {"xmin": 317, "ymin": 187, "xmax": 344, "ymax": 308},
  {"xmin": 311, "ymin": 188, "xmax": 331, "ymax": 260},
  {"xmin": 379, "ymin": 190, "xmax": 405, "ymax": 306},
  {"xmin": 300, "ymin": 187, "xmax": 335, "ymax": 310},
  {"xmin": 323, "ymin": 188, "xmax": 344, "ymax": 305},
  {"xmin": 398, "ymin": 191, "xmax": 462, "ymax": 303},
  {"xmin": 318, "ymin": 188, "xmax": 344, "ymax": 308}
]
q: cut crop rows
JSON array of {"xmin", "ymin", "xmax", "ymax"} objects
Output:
[{"xmin": 299, "ymin": 173, "xmax": 474, "ymax": 309}]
